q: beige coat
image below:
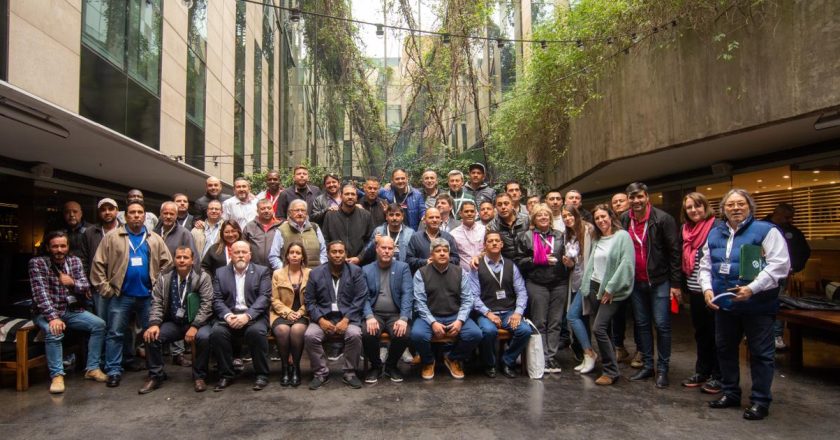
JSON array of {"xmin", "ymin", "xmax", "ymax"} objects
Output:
[
  {"xmin": 91, "ymin": 225, "xmax": 172, "ymax": 298},
  {"xmin": 270, "ymin": 266, "xmax": 310, "ymax": 324}
]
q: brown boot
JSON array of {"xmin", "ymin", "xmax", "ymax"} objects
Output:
[{"xmin": 49, "ymin": 376, "xmax": 65, "ymax": 394}]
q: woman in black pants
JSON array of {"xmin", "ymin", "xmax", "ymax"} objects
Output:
[
  {"xmin": 679, "ymin": 192, "xmax": 722, "ymax": 393},
  {"xmin": 515, "ymin": 203, "xmax": 568, "ymax": 373},
  {"xmin": 581, "ymin": 205, "xmax": 635, "ymax": 385}
]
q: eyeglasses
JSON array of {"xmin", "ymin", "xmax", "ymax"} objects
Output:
[{"xmin": 724, "ymin": 201, "xmax": 748, "ymax": 209}]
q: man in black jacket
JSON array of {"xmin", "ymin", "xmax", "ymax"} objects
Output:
[
  {"xmin": 276, "ymin": 165, "xmax": 321, "ymax": 220},
  {"xmin": 194, "ymin": 176, "xmax": 232, "ymax": 221},
  {"xmin": 622, "ymin": 182, "xmax": 682, "ymax": 388},
  {"xmin": 322, "ymin": 185, "xmax": 373, "ymax": 266}
]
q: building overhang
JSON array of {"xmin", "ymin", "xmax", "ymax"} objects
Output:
[
  {"xmin": 0, "ymin": 80, "xmax": 220, "ymax": 198},
  {"xmin": 558, "ymin": 109, "xmax": 840, "ymax": 196}
]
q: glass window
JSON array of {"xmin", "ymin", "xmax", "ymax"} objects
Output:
[
  {"xmin": 82, "ymin": 0, "xmax": 127, "ymax": 68},
  {"xmin": 186, "ymin": 0, "xmax": 207, "ymax": 170},
  {"xmin": 80, "ymin": 0, "xmax": 161, "ymax": 150},
  {"xmin": 254, "ymin": 42, "xmax": 263, "ymax": 171},
  {"xmin": 234, "ymin": 0, "xmax": 246, "ymax": 175},
  {"xmin": 126, "ymin": 0, "xmax": 162, "ymax": 95},
  {"xmin": 1, "ymin": 0, "xmax": 8, "ymax": 80},
  {"xmin": 263, "ymin": 1, "xmax": 275, "ymax": 169}
]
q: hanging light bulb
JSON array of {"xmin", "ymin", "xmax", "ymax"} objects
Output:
[
  {"xmin": 376, "ymin": 24, "xmax": 385, "ymax": 37},
  {"xmin": 290, "ymin": 7, "xmax": 301, "ymax": 23},
  {"xmin": 442, "ymin": 33, "xmax": 450, "ymax": 44},
  {"xmin": 606, "ymin": 37, "xmax": 614, "ymax": 45},
  {"xmin": 496, "ymin": 39, "xmax": 504, "ymax": 48},
  {"xmin": 540, "ymin": 40, "xmax": 547, "ymax": 49},
  {"xmin": 182, "ymin": 0, "xmax": 194, "ymax": 9},
  {"xmin": 576, "ymin": 39, "xmax": 583, "ymax": 49}
]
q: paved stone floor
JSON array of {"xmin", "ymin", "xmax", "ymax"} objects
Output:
[{"xmin": 2, "ymin": 313, "xmax": 839, "ymax": 439}]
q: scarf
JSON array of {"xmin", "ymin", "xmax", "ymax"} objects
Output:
[
  {"xmin": 681, "ymin": 217, "xmax": 715, "ymax": 275},
  {"xmin": 532, "ymin": 230, "xmax": 553, "ymax": 265}
]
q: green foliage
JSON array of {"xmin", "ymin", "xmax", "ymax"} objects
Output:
[
  {"xmin": 243, "ymin": 159, "xmax": 330, "ymax": 193},
  {"xmin": 488, "ymin": 0, "xmax": 772, "ymax": 184}
]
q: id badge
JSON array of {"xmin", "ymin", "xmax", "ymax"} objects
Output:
[
  {"xmin": 719, "ymin": 263, "xmax": 731, "ymax": 275},
  {"xmin": 331, "ymin": 302, "xmax": 339, "ymax": 312},
  {"xmin": 175, "ymin": 308, "xmax": 186, "ymax": 320},
  {"xmin": 130, "ymin": 257, "xmax": 143, "ymax": 267},
  {"xmin": 495, "ymin": 290, "xmax": 507, "ymax": 300}
]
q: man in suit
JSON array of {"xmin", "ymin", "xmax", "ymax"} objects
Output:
[
  {"xmin": 361, "ymin": 237, "xmax": 413, "ymax": 384},
  {"xmin": 173, "ymin": 193, "xmax": 194, "ymax": 230},
  {"xmin": 304, "ymin": 241, "xmax": 368, "ymax": 390},
  {"xmin": 209, "ymin": 241, "xmax": 272, "ymax": 391}
]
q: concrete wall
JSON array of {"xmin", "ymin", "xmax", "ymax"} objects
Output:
[
  {"xmin": 8, "ymin": 0, "xmax": 82, "ymax": 112},
  {"xmin": 6, "ymin": 0, "xmax": 280, "ymax": 185},
  {"xmin": 547, "ymin": 0, "xmax": 840, "ymax": 188}
]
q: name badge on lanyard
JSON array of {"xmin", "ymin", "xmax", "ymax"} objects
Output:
[
  {"xmin": 720, "ymin": 231, "xmax": 734, "ymax": 275},
  {"xmin": 495, "ymin": 290, "xmax": 507, "ymax": 300},
  {"xmin": 331, "ymin": 278, "xmax": 340, "ymax": 312},
  {"xmin": 129, "ymin": 232, "xmax": 146, "ymax": 267}
]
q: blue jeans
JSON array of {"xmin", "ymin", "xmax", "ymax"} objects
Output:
[
  {"xmin": 475, "ymin": 311, "xmax": 532, "ymax": 368},
  {"xmin": 34, "ymin": 311, "xmax": 105, "ymax": 378},
  {"xmin": 716, "ymin": 311, "xmax": 775, "ymax": 407},
  {"xmin": 410, "ymin": 314, "xmax": 482, "ymax": 365},
  {"xmin": 631, "ymin": 280, "xmax": 671, "ymax": 372},
  {"xmin": 104, "ymin": 295, "xmax": 150, "ymax": 375},
  {"xmin": 567, "ymin": 291, "xmax": 592, "ymax": 351}
]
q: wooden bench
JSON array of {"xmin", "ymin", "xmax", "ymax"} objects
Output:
[
  {"xmin": 190, "ymin": 328, "xmax": 523, "ymax": 373},
  {"xmin": 0, "ymin": 322, "xmax": 44, "ymax": 391},
  {"xmin": 777, "ymin": 309, "xmax": 840, "ymax": 370}
]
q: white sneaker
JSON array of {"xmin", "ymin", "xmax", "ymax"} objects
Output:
[
  {"xmin": 579, "ymin": 353, "xmax": 598, "ymax": 374},
  {"xmin": 573, "ymin": 359, "xmax": 586, "ymax": 371},
  {"xmin": 775, "ymin": 336, "xmax": 787, "ymax": 350}
]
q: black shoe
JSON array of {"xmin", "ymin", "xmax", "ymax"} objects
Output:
[
  {"xmin": 501, "ymin": 364, "xmax": 517, "ymax": 379},
  {"xmin": 290, "ymin": 364, "xmax": 301, "ymax": 387},
  {"xmin": 629, "ymin": 369, "xmax": 654, "ymax": 381},
  {"xmin": 280, "ymin": 364, "xmax": 291, "ymax": 387},
  {"xmin": 309, "ymin": 375, "xmax": 330, "ymax": 390},
  {"xmin": 681, "ymin": 373, "xmax": 706, "ymax": 388},
  {"xmin": 253, "ymin": 375, "xmax": 268, "ymax": 391},
  {"xmin": 365, "ymin": 366, "xmax": 384, "ymax": 384},
  {"xmin": 213, "ymin": 377, "xmax": 233, "ymax": 392},
  {"xmin": 106, "ymin": 374, "xmax": 121, "ymax": 388},
  {"xmin": 138, "ymin": 377, "xmax": 162, "ymax": 394},
  {"xmin": 743, "ymin": 403, "xmax": 769, "ymax": 420},
  {"xmin": 484, "ymin": 367, "xmax": 497, "ymax": 378},
  {"xmin": 343, "ymin": 374, "xmax": 362, "ymax": 389},
  {"xmin": 708, "ymin": 395, "xmax": 741, "ymax": 409},
  {"xmin": 384, "ymin": 366, "xmax": 404, "ymax": 383},
  {"xmin": 702, "ymin": 379, "xmax": 723, "ymax": 394},
  {"xmin": 655, "ymin": 373, "xmax": 669, "ymax": 388}
]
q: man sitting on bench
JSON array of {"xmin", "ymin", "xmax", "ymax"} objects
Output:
[
  {"xmin": 361, "ymin": 237, "xmax": 413, "ymax": 384},
  {"xmin": 470, "ymin": 231, "xmax": 531, "ymax": 379},
  {"xmin": 410, "ymin": 238, "xmax": 481, "ymax": 380}
]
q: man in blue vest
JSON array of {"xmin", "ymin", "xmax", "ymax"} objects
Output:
[{"xmin": 470, "ymin": 231, "xmax": 531, "ymax": 378}]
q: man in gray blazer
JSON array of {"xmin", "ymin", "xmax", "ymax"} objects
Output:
[
  {"xmin": 361, "ymin": 237, "xmax": 413, "ymax": 384},
  {"xmin": 209, "ymin": 241, "xmax": 272, "ymax": 392}
]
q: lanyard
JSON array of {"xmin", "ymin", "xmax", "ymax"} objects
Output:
[
  {"xmin": 178, "ymin": 217, "xmax": 189, "ymax": 227},
  {"xmin": 724, "ymin": 225, "xmax": 738, "ymax": 263},
  {"xmin": 128, "ymin": 232, "xmax": 147, "ymax": 254},
  {"xmin": 629, "ymin": 218, "xmax": 648, "ymax": 248},
  {"xmin": 536, "ymin": 231, "xmax": 554, "ymax": 251},
  {"xmin": 388, "ymin": 225, "xmax": 403, "ymax": 244},
  {"xmin": 177, "ymin": 273, "xmax": 190, "ymax": 303},
  {"xmin": 483, "ymin": 257, "xmax": 504, "ymax": 288},
  {"xmin": 331, "ymin": 277, "xmax": 341, "ymax": 303}
]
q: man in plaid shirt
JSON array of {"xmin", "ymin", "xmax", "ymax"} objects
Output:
[{"xmin": 30, "ymin": 230, "xmax": 107, "ymax": 393}]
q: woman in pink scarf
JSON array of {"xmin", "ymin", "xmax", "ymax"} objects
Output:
[
  {"xmin": 514, "ymin": 203, "xmax": 569, "ymax": 374},
  {"xmin": 679, "ymin": 192, "xmax": 722, "ymax": 394}
]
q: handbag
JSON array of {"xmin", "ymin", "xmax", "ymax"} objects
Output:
[{"xmin": 524, "ymin": 318, "xmax": 544, "ymax": 379}]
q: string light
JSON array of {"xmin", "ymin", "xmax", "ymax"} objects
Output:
[
  {"xmin": 442, "ymin": 33, "xmax": 450, "ymax": 44},
  {"xmin": 496, "ymin": 39, "xmax": 505, "ymax": 48},
  {"xmin": 540, "ymin": 40, "xmax": 547, "ymax": 49},
  {"xmin": 239, "ymin": 0, "xmax": 682, "ymax": 49}
]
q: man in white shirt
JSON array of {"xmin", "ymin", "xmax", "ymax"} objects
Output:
[{"xmin": 223, "ymin": 177, "xmax": 258, "ymax": 230}]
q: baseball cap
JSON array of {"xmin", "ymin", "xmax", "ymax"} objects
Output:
[
  {"xmin": 97, "ymin": 198, "xmax": 118, "ymax": 209},
  {"xmin": 468, "ymin": 162, "xmax": 486, "ymax": 173}
]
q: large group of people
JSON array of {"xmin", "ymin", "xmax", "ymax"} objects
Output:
[{"xmin": 29, "ymin": 163, "xmax": 797, "ymax": 421}]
